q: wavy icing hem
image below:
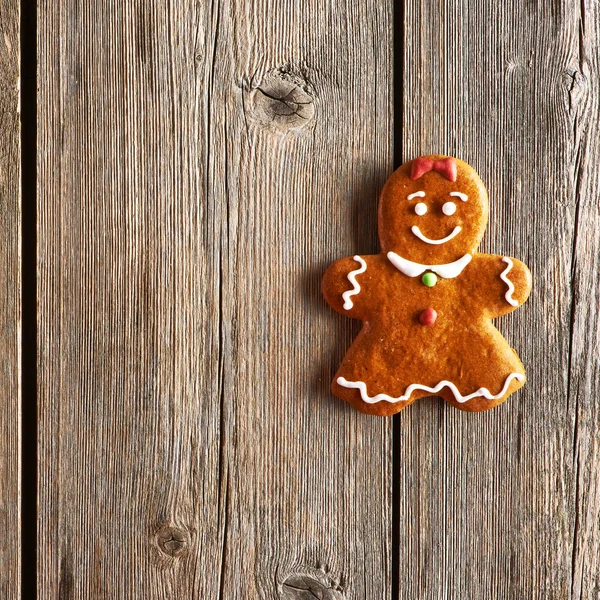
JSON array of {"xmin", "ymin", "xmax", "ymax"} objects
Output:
[
  {"xmin": 337, "ymin": 373, "xmax": 525, "ymax": 404},
  {"xmin": 342, "ymin": 255, "xmax": 367, "ymax": 310}
]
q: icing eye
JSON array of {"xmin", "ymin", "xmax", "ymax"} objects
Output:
[
  {"xmin": 414, "ymin": 202, "xmax": 427, "ymax": 216},
  {"xmin": 442, "ymin": 201, "xmax": 456, "ymax": 216}
]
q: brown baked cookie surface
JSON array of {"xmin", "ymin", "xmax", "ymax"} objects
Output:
[{"xmin": 322, "ymin": 156, "xmax": 532, "ymax": 416}]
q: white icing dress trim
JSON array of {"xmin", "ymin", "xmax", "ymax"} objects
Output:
[
  {"xmin": 342, "ymin": 256, "xmax": 367, "ymax": 310},
  {"xmin": 450, "ymin": 191, "xmax": 468, "ymax": 201},
  {"xmin": 387, "ymin": 252, "xmax": 472, "ymax": 279},
  {"xmin": 412, "ymin": 225, "xmax": 462, "ymax": 245},
  {"xmin": 337, "ymin": 373, "xmax": 525, "ymax": 404},
  {"xmin": 500, "ymin": 257, "xmax": 518, "ymax": 306}
]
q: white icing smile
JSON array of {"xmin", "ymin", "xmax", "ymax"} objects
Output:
[{"xmin": 411, "ymin": 225, "xmax": 462, "ymax": 245}]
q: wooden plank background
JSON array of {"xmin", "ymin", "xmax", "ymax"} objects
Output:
[
  {"xmin": 398, "ymin": 1, "xmax": 600, "ymax": 598},
  {"xmin": 0, "ymin": 0, "xmax": 20, "ymax": 597},
  {"xmin": 33, "ymin": 1, "xmax": 600, "ymax": 599},
  {"xmin": 37, "ymin": 1, "xmax": 392, "ymax": 598}
]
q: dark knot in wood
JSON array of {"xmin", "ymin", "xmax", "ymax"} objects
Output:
[
  {"xmin": 249, "ymin": 67, "xmax": 315, "ymax": 133},
  {"xmin": 156, "ymin": 525, "xmax": 189, "ymax": 558},
  {"xmin": 279, "ymin": 573, "xmax": 345, "ymax": 599}
]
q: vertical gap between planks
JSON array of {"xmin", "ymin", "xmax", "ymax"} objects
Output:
[
  {"xmin": 21, "ymin": 0, "xmax": 38, "ymax": 597},
  {"xmin": 392, "ymin": 0, "xmax": 405, "ymax": 598}
]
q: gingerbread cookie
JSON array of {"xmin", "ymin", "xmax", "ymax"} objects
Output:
[{"xmin": 322, "ymin": 155, "xmax": 532, "ymax": 416}]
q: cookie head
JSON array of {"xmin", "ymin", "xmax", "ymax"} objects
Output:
[{"xmin": 378, "ymin": 155, "xmax": 488, "ymax": 263}]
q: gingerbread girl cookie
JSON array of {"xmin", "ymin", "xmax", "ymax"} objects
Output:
[{"xmin": 323, "ymin": 155, "xmax": 532, "ymax": 416}]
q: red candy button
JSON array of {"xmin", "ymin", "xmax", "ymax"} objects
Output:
[{"xmin": 419, "ymin": 307, "xmax": 437, "ymax": 326}]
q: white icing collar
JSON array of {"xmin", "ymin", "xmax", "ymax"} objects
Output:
[{"xmin": 387, "ymin": 251, "xmax": 472, "ymax": 279}]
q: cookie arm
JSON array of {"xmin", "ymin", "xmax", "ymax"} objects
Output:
[
  {"xmin": 322, "ymin": 255, "xmax": 371, "ymax": 319},
  {"xmin": 469, "ymin": 254, "xmax": 532, "ymax": 317}
]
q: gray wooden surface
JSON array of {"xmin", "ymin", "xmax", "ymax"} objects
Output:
[
  {"xmin": 0, "ymin": 1, "xmax": 20, "ymax": 597},
  {"xmin": 399, "ymin": 0, "xmax": 600, "ymax": 598},
  {"xmin": 34, "ymin": 0, "xmax": 600, "ymax": 599},
  {"xmin": 37, "ymin": 1, "xmax": 392, "ymax": 598}
]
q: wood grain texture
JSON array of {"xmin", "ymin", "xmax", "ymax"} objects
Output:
[
  {"xmin": 399, "ymin": 1, "xmax": 600, "ymax": 598},
  {"xmin": 0, "ymin": 1, "xmax": 20, "ymax": 597},
  {"xmin": 37, "ymin": 1, "xmax": 392, "ymax": 597}
]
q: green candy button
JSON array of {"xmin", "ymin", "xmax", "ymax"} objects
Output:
[{"xmin": 422, "ymin": 272, "xmax": 437, "ymax": 287}]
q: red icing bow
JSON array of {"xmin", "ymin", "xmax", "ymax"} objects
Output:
[{"xmin": 410, "ymin": 157, "xmax": 457, "ymax": 182}]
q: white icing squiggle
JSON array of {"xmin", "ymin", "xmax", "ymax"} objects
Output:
[
  {"xmin": 342, "ymin": 256, "xmax": 367, "ymax": 310},
  {"xmin": 337, "ymin": 373, "xmax": 525, "ymax": 404},
  {"xmin": 407, "ymin": 191, "xmax": 425, "ymax": 199},
  {"xmin": 411, "ymin": 225, "xmax": 462, "ymax": 245},
  {"xmin": 500, "ymin": 257, "xmax": 518, "ymax": 306},
  {"xmin": 387, "ymin": 252, "xmax": 472, "ymax": 278},
  {"xmin": 450, "ymin": 191, "xmax": 468, "ymax": 201}
]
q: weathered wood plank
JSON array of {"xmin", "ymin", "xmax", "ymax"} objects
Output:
[
  {"xmin": 216, "ymin": 2, "xmax": 393, "ymax": 597},
  {"xmin": 399, "ymin": 1, "xmax": 600, "ymax": 598},
  {"xmin": 0, "ymin": 1, "xmax": 20, "ymax": 597},
  {"xmin": 38, "ymin": 1, "xmax": 392, "ymax": 597},
  {"xmin": 568, "ymin": 3, "xmax": 600, "ymax": 596}
]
